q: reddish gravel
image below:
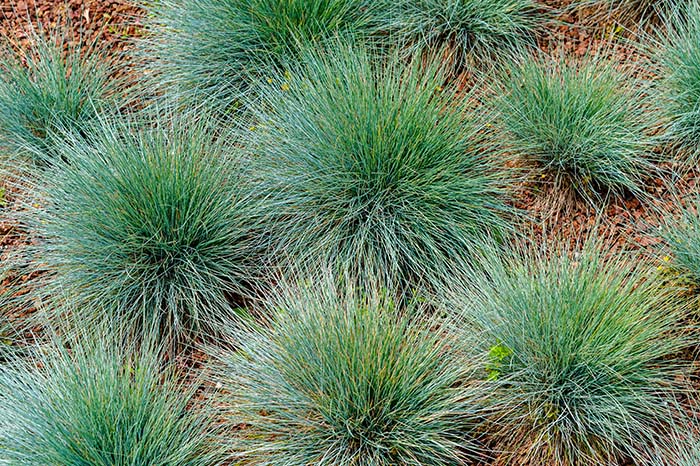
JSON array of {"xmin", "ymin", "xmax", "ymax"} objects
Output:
[{"xmin": 0, "ymin": 0, "xmax": 143, "ymax": 48}]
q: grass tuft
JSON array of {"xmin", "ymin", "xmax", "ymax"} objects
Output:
[
  {"xmin": 0, "ymin": 24, "xmax": 118, "ymax": 165},
  {"xmin": 447, "ymin": 239, "xmax": 690, "ymax": 465},
  {"xmin": 495, "ymin": 52, "xmax": 656, "ymax": 203},
  {"xmin": 375, "ymin": 0, "xmax": 544, "ymax": 67},
  {"xmin": 0, "ymin": 267, "xmax": 15, "ymax": 361},
  {"xmin": 144, "ymin": 0, "xmax": 377, "ymax": 114},
  {"xmin": 213, "ymin": 274, "xmax": 487, "ymax": 465},
  {"xmin": 578, "ymin": 0, "xmax": 681, "ymax": 26},
  {"xmin": 0, "ymin": 331, "xmax": 218, "ymax": 465},
  {"xmin": 250, "ymin": 43, "xmax": 515, "ymax": 291},
  {"xmin": 657, "ymin": 1, "xmax": 700, "ymax": 164},
  {"xmin": 662, "ymin": 197, "xmax": 700, "ymax": 287},
  {"xmin": 28, "ymin": 111, "xmax": 260, "ymax": 348}
]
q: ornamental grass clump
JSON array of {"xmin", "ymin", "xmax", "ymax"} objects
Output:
[
  {"xmin": 0, "ymin": 269, "xmax": 15, "ymax": 361},
  {"xmin": 651, "ymin": 425, "xmax": 700, "ymax": 466},
  {"xmin": 375, "ymin": 0, "xmax": 543, "ymax": 67},
  {"xmin": 448, "ymin": 240, "xmax": 689, "ymax": 465},
  {"xmin": 0, "ymin": 332, "xmax": 218, "ymax": 465},
  {"xmin": 604, "ymin": 0, "xmax": 674, "ymax": 22},
  {"xmin": 213, "ymin": 275, "xmax": 487, "ymax": 465},
  {"xmin": 30, "ymin": 112, "xmax": 259, "ymax": 347},
  {"xmin": 658, "ymin": 1, "xmax": 700, "ymax": 164},
  {"xmin": 0, "ymin": 25, "xmax": 118, "ymax": 165},
  {"xmin": 662, "ymin": 197, "xmax": 700, "ymax": 287},
  {"xmin": 250, "ymin": 44, "xmax": 514, "ymax": 291},
  {"xmin": 144, "ymin": 0, "xmax": 377, "ymax": 114},
  {"xmin": 496, "ymin": 53, "xmax": 655, "ymax": 203},
  {"xmin": 574, "ymin": 0, "xmax": 678, "ymax": 26}
]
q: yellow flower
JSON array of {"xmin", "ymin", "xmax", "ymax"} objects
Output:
[{"xmin": 281, "ymin": 83, "xmax": 290, "ymax": 92}]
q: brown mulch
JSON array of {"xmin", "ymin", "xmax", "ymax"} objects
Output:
[{"xmin": 0, "ymin": 0, "xmax": 143, "ymax": 50}]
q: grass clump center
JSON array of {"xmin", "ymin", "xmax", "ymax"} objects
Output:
[
  {"xmin": 0, "ymin": 333, "xmax": 217, "ymax": 465},
  {"xmin": 251, "ymin": 44, "xmax": 514, "ymax": 290},
  {"xmin": 214, "ymin": 276, "xmax": 485, "ymax": 465},
  {"xmin": 496, "ymin": 53, "xmax": 655, "ymax": 202},
  {"xmin": 376, "ymin": 0, "xmax": 543, "ymax": 66},
  {"xmin": 145, "ymin": 0, "xmax": 376, "ymax": 113},
  {"xmin": 449, "ymin": 240, "xmax": 689, "ymax": 465},
  {"xmin": 0, "ymin": 26, "xmax": 117, "ymax": 164},
  {"xmin": 31, "ymin": 113, "xmax": 258, "ymax": 346}
]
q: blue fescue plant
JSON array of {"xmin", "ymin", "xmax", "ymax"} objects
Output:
[
  {"xmin": 662, "ymin": 196, "xmax": 700, "ymax": 287},
  {"xmin": 248, "ymin": 43, "xmax": 516, "ymax": 292},
  {"xmin": 577, "ymin": 0, "xmax": 681, "ymax": 26},
  {"xmin": 0, "ymin": 24, "xmax": 119, "ymax": 165},
  {"xmin": 651, "ymin": 412, "xmax": 700, "ymax": 466},
  {"xmin": 0, "ymin": 330, "xmax": 220, "ymax": 465},
  {"xmin": 375, "ymin": 0, "xmax": 544, "ymax": 67},
  {"xmin": 0, "ymin": 267, "xmax": 15, "ymax": 361},
  {"xmin": 495, "ymin": 52, "xmax": 657, "ymax": 203},
  {"xmin": 642, "ymin": 394, "xmax": 700, "ymax": 466},
  {"xmin": 143, "ymin": 0, "xmax": 377, "ymax": 115},
  {"xmin": 26, "ymin": 110, "xmax": 261, "ymax": 348},
  {"xmin": 447, "ymin": 239, "xmax": 690, "ymax": 465},
  {"xmin": 212, "ymin": 273, "xmax": 488, "ymax": 465},
  {"xmin": 657, "ymin": 0, "xmax": 700, "ymax": 164}
]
